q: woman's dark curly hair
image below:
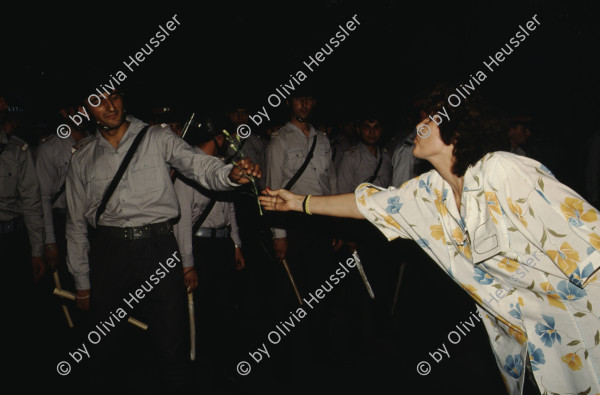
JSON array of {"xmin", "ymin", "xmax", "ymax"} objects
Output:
[{"xmin": 422, "ymin": 84, "xmax": 509, "ymax": 176}]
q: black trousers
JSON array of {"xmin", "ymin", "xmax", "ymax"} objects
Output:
[{"xmin": 88, "ymin": 229, "xmax": 189, "ymax": 392}]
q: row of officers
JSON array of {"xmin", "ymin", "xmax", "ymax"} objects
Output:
[{"xmin": 0, "ymin": 87, "xmax": 417, "ymax": 392}]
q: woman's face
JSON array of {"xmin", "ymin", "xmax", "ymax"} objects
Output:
[{"xmin": 412, "ymin": 118, "xmax": 453, "ymax": 160}]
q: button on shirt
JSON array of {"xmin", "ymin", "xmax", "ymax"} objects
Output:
[
  {"xmin": 265, "ymin": 121, "xmax": 337, "ymax": 238},
  {"xmin": 35, "ymin": 133, "xmax": 90, "ymax": 244},
  {"xmin": 174, "ymin": 146, "xmax": 242, "ymax": 268},
  {"xmin": 336, "ymin": 142, "xmax": 392, "ymax": 193},
  {"xmin": 0, "ymin": 129, "xmax": 45, "ymax": 257},
  {"xmin": 66, "ymin": 116, "xmax": 239, "ymax": 289}
]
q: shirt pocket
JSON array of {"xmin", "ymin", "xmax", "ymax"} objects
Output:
[
  {"xmin": 286, "ymin": 148, "xmax": 305, "ymax": 174},
  {"xmin": 315, "ymin": 146, "xmax": 331, "ymax": 172},
  {"xmin": 130, "ymin": 154, "xmax": 165, "ymax": 192},
  {"xmin": 0, "ymin": 158, "xmax": 18, "ymax": 197}
]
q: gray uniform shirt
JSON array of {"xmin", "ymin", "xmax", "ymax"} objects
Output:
[
  {"xmin": 391, "ymin": 129, "xmax": 427, "ymax": 187},
  {"xmin": 66, "ymin": 116, "xmax": 238, "ymax": 289},
  {"xmin": 35, "ymin": 133, "xmax": 90, "ymax": 244},
  {"xmin": 265, "ymin": 121, "xmax": 337, "ymax": 239},
  {"xmin": 174, "ymin": 146, "xmax": 242, "ymax": 268},
  {"xmin": 0, "ymin": 129, "xmax": 45, "ymax": 257},
  {"xmin": 336, "ymin": 142, "xmax": 392, "ymax": 194}
]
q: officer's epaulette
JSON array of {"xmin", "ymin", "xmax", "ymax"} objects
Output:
[
  {"xmin": 8, "ymin": 134, "xmax": 28, "ymax": 151},
  {"xmin": 71, "ymin": 136, "xmax": 94, "ymax": 153},
  {"xmin": 21, "ymin": 142, "xmax": 29, "ymax": 151},
  {"xmin": 271, "ymin": 130, "xmax": 280, "ymax": 137}
]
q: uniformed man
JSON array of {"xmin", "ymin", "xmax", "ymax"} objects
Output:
[
  {"xmin": 336, "ymin": 115, "xmax": 392, "ymax": 193},
  {"xmin": 173, "ymin": 117, "xmax": 245, "ymax": 387},
  {"xmin": 1, "ymin": 107, "xmax": 46, "ymax": 385},
  {"xmin": 35, "ymin": 106, "xmax": 89, "ymax": 279},
  {"xmin": 264, "ymin": 86, "xmax": 338, "ymax": 368},
  {"xmin": 65, "ymin": 88, "xmax": 260, "ymax": 391}
]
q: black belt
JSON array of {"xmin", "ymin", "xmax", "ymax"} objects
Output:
[
  {"xmin": 96, "ymin": 221, "xmax": 173, "ymax": 240},
  {"xmin": 52, "ymin": 208, "xmax": 67, "ymax": 215},
  {"xmin": 194, "ymin": 226, "xmax": 231, "ymax": 238},
  {"xmin": 0, "ymin": 217, "xmax": 25, "ymax": 235}
]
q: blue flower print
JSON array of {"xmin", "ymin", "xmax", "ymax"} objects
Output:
[
  {"xmin": 539, "ymin": 164, "xmax": 554, "ymax": 177},
  {"xmin": 416, "ymin": 238, "xmax": 430, "ymax": 248},
  {"xmin": 473, "ymin": 267, "xmax": 493, "ymax": 285},
  {"xmin": 535, "ymin": 314, "xmax": 561, "ymax": 348},
  {"xmin": 568, "ymin": 263, "xmax": 595, "ymax": 288},
  {"xmin": 385, "ymin": 196, "xmax": 403, "ymax": 214},
  {"xmin": 503, "ymin": 354, "xmax": 524, "ymax": 379},
  {"xmin": 418, "ymin": 175, "xmax": 433, "ymax": 195},
  {"xmin": 508, "ymin": 302, "xmax": 522, "ymax": 320},
  {"xmin": 556, "ymin": 280, "xmax": 587, "ymax": 301},
  {"xmin": 536, "ymin": 189, "xmax": 551, "ymax": 204},
  {"xmin": 527, "ymin": 343, "xmax": 546, "ymax": 371}
]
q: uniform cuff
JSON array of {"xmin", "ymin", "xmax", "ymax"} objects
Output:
[
  {"xmin": 74, "ymin": 274, "xmax": 90, "ymax": 290},
  {"xmin": 272, "ymin": 228, "xmax": 287, "ymax": 239}
]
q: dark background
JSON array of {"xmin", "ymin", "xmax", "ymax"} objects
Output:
[{"xmin": 3, "ymin": 1, "xmax": 599, "ymax": 394}]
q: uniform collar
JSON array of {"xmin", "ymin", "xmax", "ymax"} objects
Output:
[
  {"xmin": 357, "ymin": 142, "xmax": 380, "ymax": 159},
  {"xmin": 285, "ymin": 121, "xmax": 317, "ymax": 138},
  {"xmin": 95, "ymin": 115, "xmax": 145, "ymax": 149}
]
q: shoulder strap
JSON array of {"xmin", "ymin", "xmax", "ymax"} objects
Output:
[
  {"xmin": 284, "ymin": 135, "xmax": 317, "ymax": 190},
  {"xmin": 95, "ymin": 125, "xmax": 150, "ymax": 224},
  {"xmin": 0, "ymin": 143, "xmax": 6, "ymax": 158},
  {"xmin": 367, "ymin": 153, "xmax": 384, "ymax": 183},
  {"xmin": 192, "ymin": 199, "xmax": 217, "ymax": 234},
  {"xmin": 51, "ymin": 182, "xmax": 66, "ymax": 205}
]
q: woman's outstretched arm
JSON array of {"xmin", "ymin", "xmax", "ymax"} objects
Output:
[{"xmin": 259, "ymin": 188, "xmax": 365, "ymax": 219}]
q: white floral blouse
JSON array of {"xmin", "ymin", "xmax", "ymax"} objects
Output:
[{"xmin": 355, "ymin": 151, "xmax": 600, "ymax": 394}]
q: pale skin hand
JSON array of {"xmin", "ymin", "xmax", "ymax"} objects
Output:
[{"xmin": 259, "ymin": 188, "xmax": 365, "ymax": 219}]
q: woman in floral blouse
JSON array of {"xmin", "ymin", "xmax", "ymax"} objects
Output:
[{"xmin": 259, "ymin": 87, "xmax": 600, "ymax": 394}]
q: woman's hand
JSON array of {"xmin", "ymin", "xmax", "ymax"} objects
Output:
[{"xmin": 259, "ymin": 188, "xmax": 304, "ymax": 212}]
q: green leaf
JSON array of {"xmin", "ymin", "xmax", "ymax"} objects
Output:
[
  {"xmin": 595, "ymin": 330, "xmax": 599, "ymax": 345},
  {"xmin": 534, "ymin": 292, "xmax": 544, "ymax": 300},
  {"xmin": 535, "ymin": 167, "xmax": 546, "ymax": 175},
  {"xmin": 529, "ymin": 206, "xmax": 534, "ymax": 217},
  {"xmin": 574, "ymin": 312, "xmax": 587, "ymax": 317},
  {"xmin": 576, "ymin": 387, "xmax": 591, "ymax": 395},
  {"xmin": 516, "ymin": 197, "xmax": 527, "ymax": 204},
  {"xmin": 507, "ymin": 227, "xmax": 518, "ymax": 232},
  {"xmin": 548, "ymin": 229, "xmax": 567, "ymax": 237},
  {"xmin": 526, "ymin": 281, "xmax": 535, "ymax": 290},
  {"xmin": 477, "ymin": 190, "xmax": 485, "ymax": 197},
  {"xmin": 422, "ymin": 198, "xmax": 431, "ymax": 203},
  {"xmin": 540, "ymin": 229, "xmax": 547, "ymax": 248},
  {"xmin": 538, "ymin": 177, "xmax": 544, "ymax": 191},
  {"xmin": 587, "ymin": 301, "xmax": 593, "ymax": 312},
  {"xmin": 584, "ymin": 349, "xmax": 589, "ymax": 359},
  {"xmin": 525, "ymin": 244, "xmax": 531, "ymax": 255},
  {"xmin": 567, "ymin": 340, "xmax": 580, "ymax": 346},
  {"xmin": 492, "ymin": 284, "xmax": 503, "ymax": 289},
  {"xmin": 473, "ymin": 175, "xmax": 480, "ymax": 184},
  {"xmin": 506, "ymin": 290, "xmax": 515, "ymax": 297},
  {"xmin": 495, "ymin": 334, "xmax": 501, "ymax": 342}
]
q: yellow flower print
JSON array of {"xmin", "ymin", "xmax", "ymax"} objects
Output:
[
  {"xmin": 540, "ymin": 282, "xmax": 566, "ymax": 310},
  {"xmin": 561, "ymin": 353, "xmax": 582, "ymax": 371},
  {"xmin": 547, "ymin": 242, "xmax": 580, "ymax": 276},
  {"xmin": 430, "ymin": 224, "xmax": 445, "ymax": 241},
  {"xmin": 507, "ymin": 198, "xmax": 528, "ymax": 228},
  {"xmin": 434, "ymin": 189, "xmax": 448, "ymax": 217},
  {"xmin": 517, "ymin": 297, "xmax": 524, "ymax": 306},
  {"xmin": 590, "ymin": 233, "xmax": 600, "ymax": 250},
  {"xmin": 485, "ymin": 192, "xmax": 502, "ymax": 224},
  {"xmin": 560, "ymin": 197, "xmax": 597, "ymax": 226},
  {"xmin": 459, "ymin": 244, "xmax": 473, "ymax": 260},
  {"xmin": 358, "ymin": 195, "xmax": 366, "ymax": 207},
  {"xmin": 365, "ymin": 187, "xmax": 379, "ymax": 197},
  {"xmin": 383, "ymin": 215, "xmax": 402, "ymax": 231},
  {"xmin": 509, "ymin": 326, "xmax": 527, "ymax": 345},
  {"xmin": 498, "ymin": 258, "xmax": 520, "ymax": 273},
  {"xmin": 461, "ymin": 283, "xmax": 482, "ymax": 305},
  {"xmin": 451, "ymin": 227, "xmax": 465, "ymax": 244}
]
